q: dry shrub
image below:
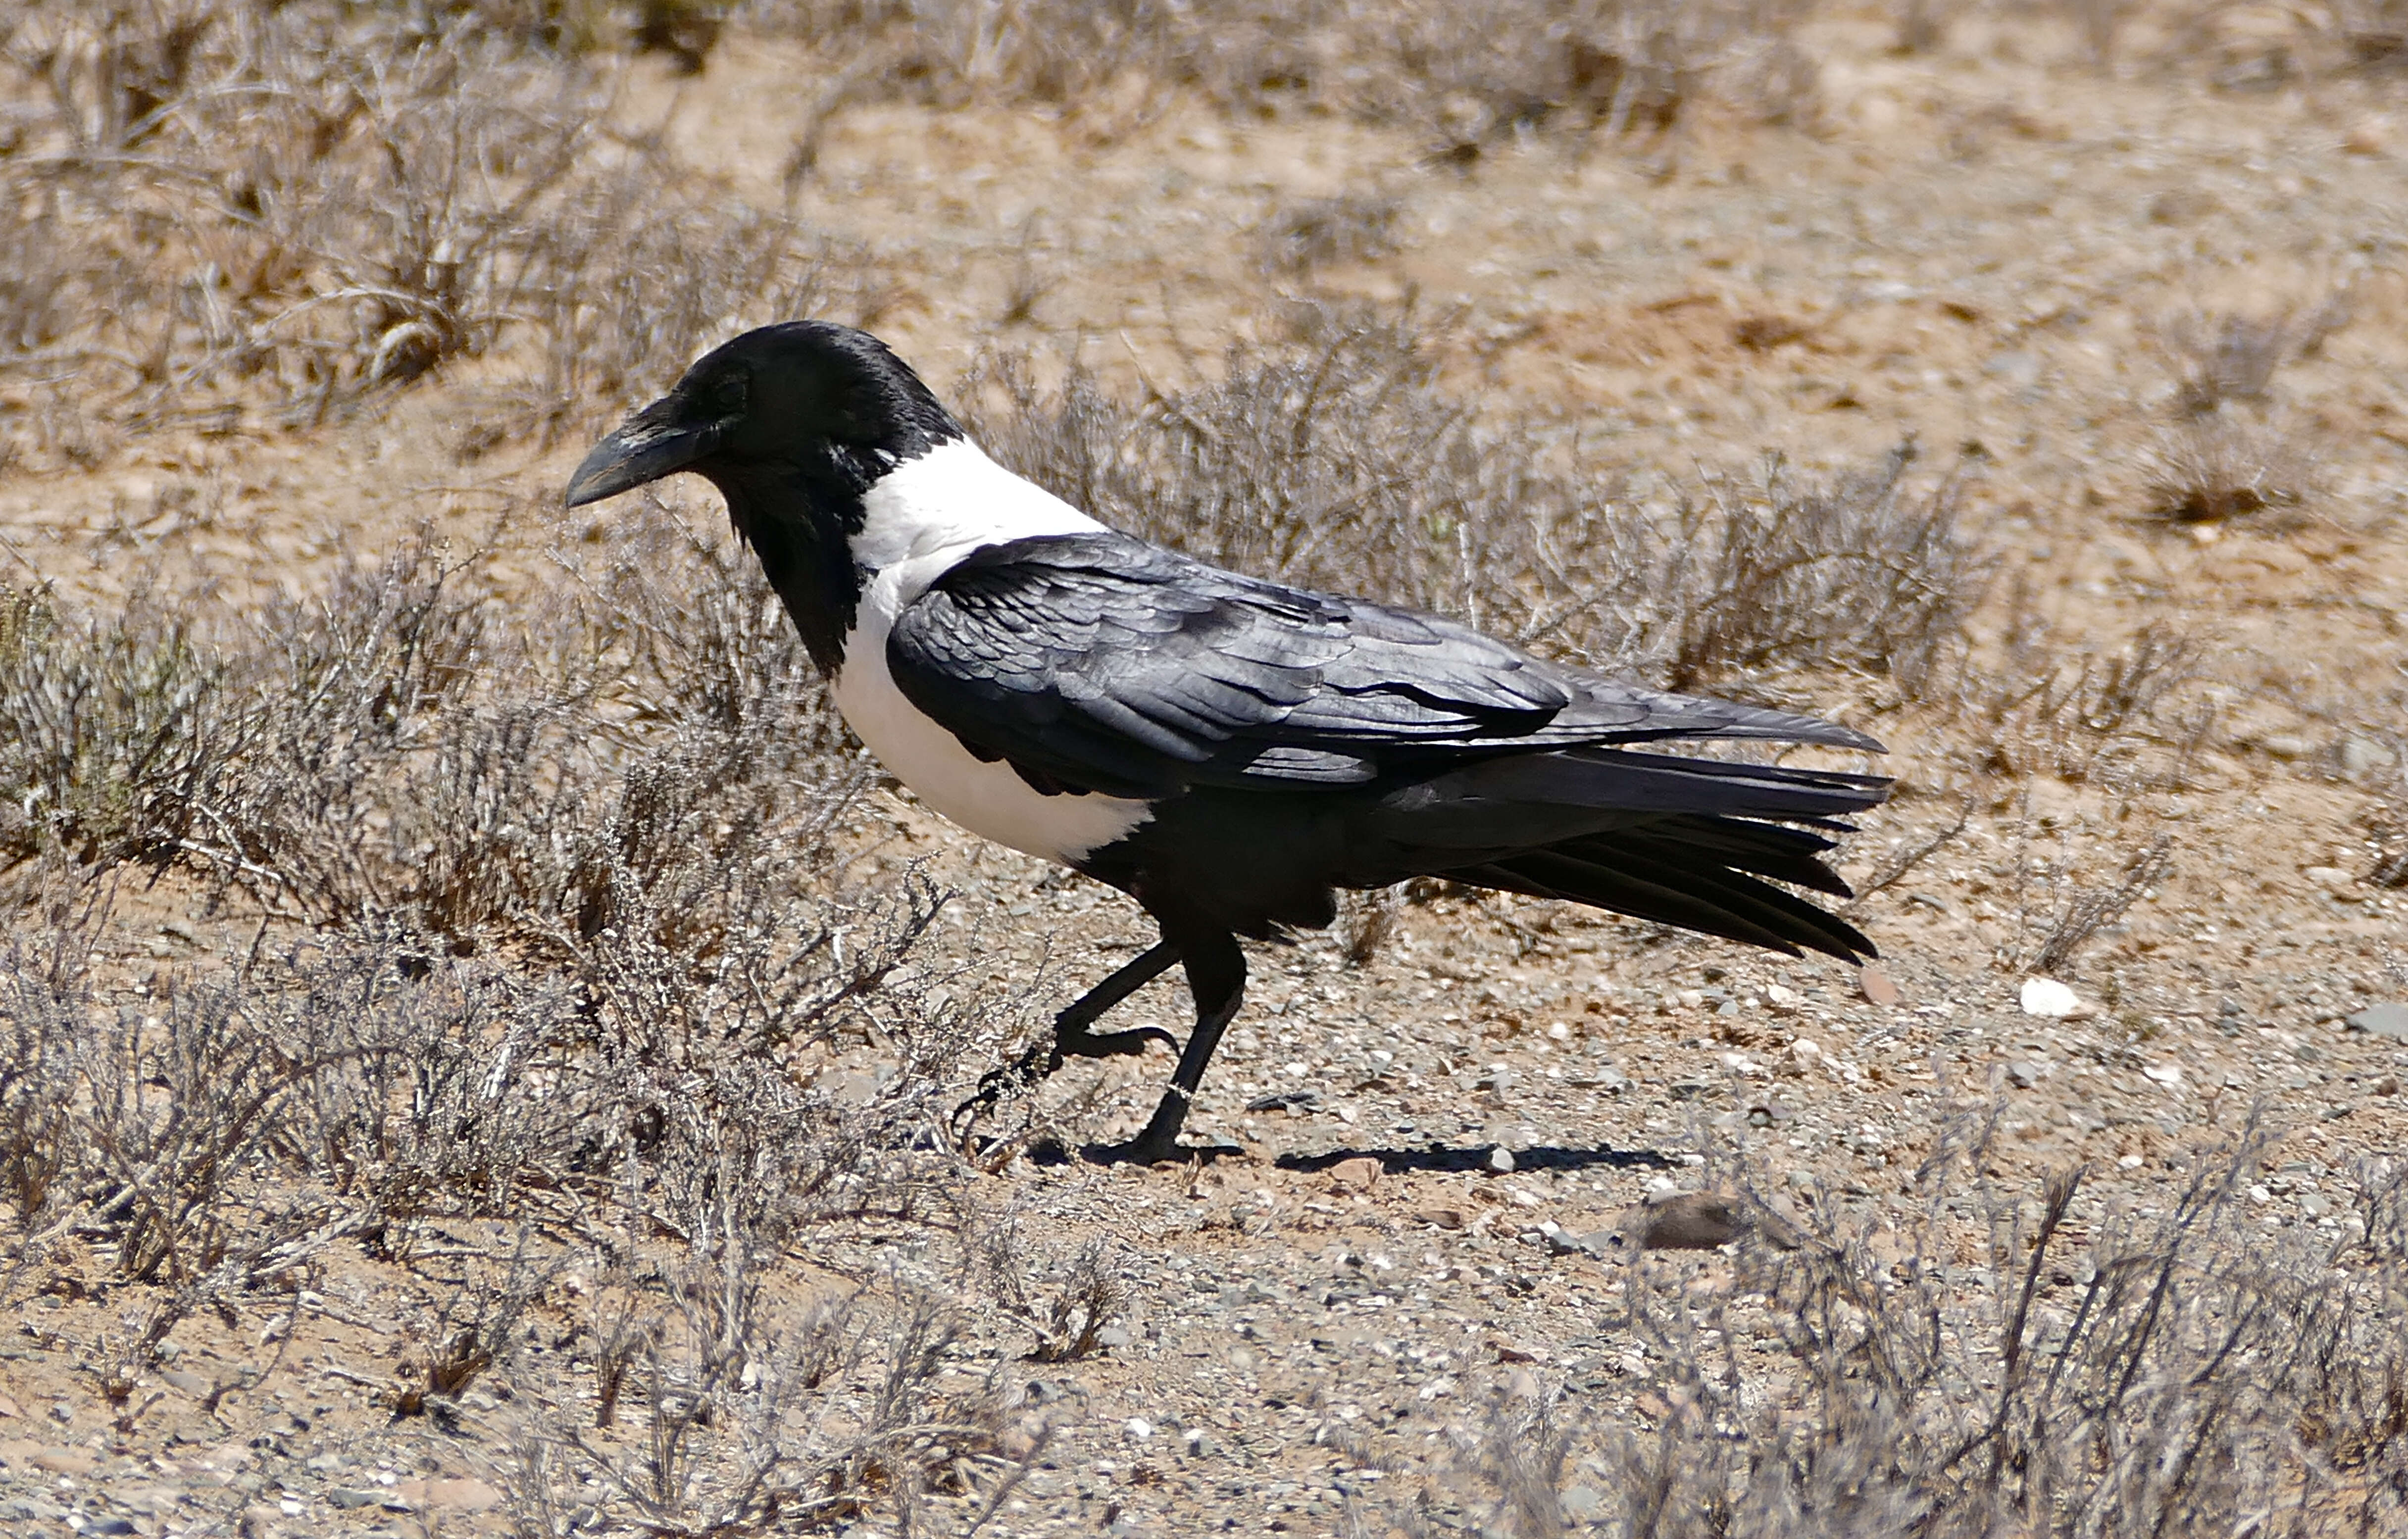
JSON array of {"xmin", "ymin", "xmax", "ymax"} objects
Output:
[
  {"xmin": 1655, "ymin": 444, "xmax": 1982, "ymax": 698},
  {"xmin": 1600, "ymin": 1124, "xmax": 2408, "ymax": 1537},
  {"xmin": 1402, "ymin": 1388, "xmax": 1575, "ymax": 1538},
  {"xmin": 1255, "ymin": 193, "xmax": 1401, "ymax": 274},
  {"xmin": 2149, "ymin": 299, "xmax": 2349, "ymax": 417},
  {"xmin": 0, "ymin": 877, "xmax": 1023, "ymax": 1530},
  {"xmin": 0, "ymin": 578, "xmax": 227, "ymax": 874},
  {"xmin": 0, "ymin": 874, "xmax": 965, "ymax": 1284},
  {"xmin": 0, "ymin": 523, "xmax": 856, "ymax": 945},
  {"xmin": 0, "ymin": 2, "xmax": 872, "ymax": 468},
  {"xmin": 759, "ymin": 0, "xmax": 1818, "ymax": 148},
  {"xmin": 533, "ymin": 1261, "xmax": 1018, "ymax": 1534},
  {"xmin": 961, "ymin": 304, "xmax": 1980, "ymax": 704},
  {"xmin": 2028, "ymin": 828, "xmax": 2173, "ymax": 976},
  {"xmin": 0, "ymin": 503, "xmax": 1035, "ymax": 1531},
  {"xmin": 975, "ymin": 1223, "xmax": 1131, "ymax": 1362},
  {"xmin": 2142, "ymin": 416, "xmax": 2318, "ymax": 526},
  {"xmin": 1956, "ymin": 575, "xmax": 2216, "ymax": 788}
]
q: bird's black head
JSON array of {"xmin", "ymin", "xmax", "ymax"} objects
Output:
[{"xmin": 563, "ymin": 321, "xmax": 961, "ymax": 511}]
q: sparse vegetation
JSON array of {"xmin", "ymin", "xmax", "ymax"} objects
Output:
[
  {"xmin": 1594, "ymin": 1129, "xmax": 2408, "ymax": 1539},
  {"xmin": 3, "ymin": 3, "xmax": 2405, "ymax": 1534},
  {"xmin": 0, "ymin": 2, "xmax": 881, "ymax": 468},
  {"xmin": 2142, "ymin": 415, "xmax": 2318, "ymax": 525},
  {"xmin": 964, "ymin": 309, "xmax": 1981, "ymax": 704},
  {"xmin": 756, "ymin": 0, "xmax": 1818, "ymax": 149}
]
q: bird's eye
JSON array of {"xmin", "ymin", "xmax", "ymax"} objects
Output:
[{"xmin": 706, "ymin": 374, "xmax": 749, "ymax": 416}]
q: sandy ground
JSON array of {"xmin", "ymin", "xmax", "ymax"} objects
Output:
[{"xmin": 2, "ymin": 7, "xmax": 2406, "ymax": 1537}]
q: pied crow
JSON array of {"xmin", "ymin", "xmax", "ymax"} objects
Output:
[{"xmin": 566, "ymin": 321, "xmax": 1888, "ymax": 1162}]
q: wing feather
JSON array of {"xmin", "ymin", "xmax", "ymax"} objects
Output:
[{"xmin": 886, "ymin": 532, "xmax": 1879, "ymax": 798}]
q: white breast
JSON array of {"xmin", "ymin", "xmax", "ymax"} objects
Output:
[{"xmin": 829, "ymin": 439, "xmax": 1154, "ymax": 865}]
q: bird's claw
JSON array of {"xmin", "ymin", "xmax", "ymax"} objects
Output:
[
  {"xmin": 950, "ymin": 1023, "xmax": 1176, "ymax": 1141},
  {"xmin": 952, "ymin": 1046, "xmax": 1049, "ymax": 1138}
]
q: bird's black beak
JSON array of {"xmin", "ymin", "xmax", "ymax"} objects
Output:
[{"xmin": 564, "ymin": 407, "xmax": 722, "ymax": 507}]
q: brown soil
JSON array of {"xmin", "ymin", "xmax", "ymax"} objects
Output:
[{"xmin": 3, "ymin": 7, "xmax": 2405, "ymax": 1538}]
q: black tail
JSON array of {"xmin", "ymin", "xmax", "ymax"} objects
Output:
[{"xmin": 1372, "ymin": 748, "xmax": 1887, "ymax": 962}]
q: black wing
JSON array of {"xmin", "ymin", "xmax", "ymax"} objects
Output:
[{"xmin": 885, "ymin": 533, "xmax": 1879, "ymax": 800}]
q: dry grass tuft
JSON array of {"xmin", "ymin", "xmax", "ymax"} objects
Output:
[
  {"xmin": 1592, "ymin": 1122, "xmax": 2408, "ymax": 1537},
  {"xmin": 2141, "ymin": 416, "xmax": 2318, "ymax": 526},
  {"xmin": 0, "ymin": 2, "xmax": 876, "ymax": 467},
  {"xmin": 761, "ymin": 0, "xmax": 1817, "ymax": 150},
  {"xmin": 2149, "ymin": 298, "xmax": 2350, "ymax": 417},
  {"xmin": 1255, "ymin": 194, "xmax": 1402, "ymax": 274}
]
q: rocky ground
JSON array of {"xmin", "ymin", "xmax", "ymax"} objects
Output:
[{"xmin": 3, "ymin": 3, "xmax": 2407, "ymax": 1537}]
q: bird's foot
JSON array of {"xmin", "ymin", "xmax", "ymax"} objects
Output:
[
  {"xmin": 1074, "ymin": 1087, "xmax": 1237, "ymax": 1165},
  {"xmin": 952, "ymin": 1050, "xmax": 1047, "ymax": 1140},
  {"xmin": 950, "ymin": 1022, "xmax": 1178, "ymax": 1141}
]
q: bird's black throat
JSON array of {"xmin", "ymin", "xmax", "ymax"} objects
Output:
[{"xmin": 704, "ymin": 431, "xmax": 960, "ymax": 677}]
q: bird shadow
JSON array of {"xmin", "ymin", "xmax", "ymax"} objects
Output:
[
  {"xmin": 1275, "ymin": 1143, "xmax": 1676, "ymax": 1176},
  {"xmin": 1014, "ymin": 1137, "xmax": 1675, "ymax": 1173}
]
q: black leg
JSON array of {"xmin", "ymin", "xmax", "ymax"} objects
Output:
[
  {"xmin": 1107, "ymin": 928, "xmax": 1246, "ymax": 1164},
  {"xmin": 1049, "ymin": 939, "xmax": 1183, "ymax": 1067},
  {"xmin": 953, "ymin": 938, "xmax": 1183, "ymax": 1135}
]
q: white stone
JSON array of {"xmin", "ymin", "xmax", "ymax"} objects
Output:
[{"xmin": 2019, "ymin": 978, "xmax": 2083, "ymax": 1018}]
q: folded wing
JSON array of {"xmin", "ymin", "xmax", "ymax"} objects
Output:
[{"xmin": 887, "ymin": 533, "xmax": 1880, "ymax": 800}]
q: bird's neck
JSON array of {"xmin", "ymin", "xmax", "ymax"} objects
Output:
[
  {"xmin": 850, "ymin": 438, "xmax": 1112, "ymax": 573},
  {"xmin": 714, "ymin": 435, "xmax": 1110, "ymax": 678},
  {"xmin": 710, "ymin": 438, "xmax": 912, "ymax": 675}
]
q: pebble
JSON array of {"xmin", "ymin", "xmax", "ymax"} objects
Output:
[
  {"xmin": 2344, "ymin": 1005, "xmax": 2408, "ymax": 1040},
  {"xmin": 392, "ymin": 1477, "xmax": 503, "ymax": 1513},
  {"xmin": 2305, "ymin": 866, "xmax": 2364, "ymax": 900},
  {"xmin": 1858, "ymin": 964, "xmax": 1901, "ymax": 1006},
  {"xmin": 2338, "ymin": 737, "xmax": 2389, "ymax": 778},
  {"xmin": 1487, "ymin": 1147, "xmax": 1515, "ymax": 1174},
  {"xmin": 0, "ymin": 1498, "xmax": 65, "ymax": 1523},
  {"xmin": 1628, "ymin": 1192, "xmax": 1745, "ymax": 1250},
  {"xmin": 1546, "ymin": 1227, "xmax": 1619, "ymax": 1259},
  {"xmin": 2006, "ymin": 1060, "xmax": 2043, "ymax": 1088},
  {"xmin": 1328, "ymin": 1156, "xmax": 1382, "ymax": 1191},
  {"xmin": 2019, "ymin": 978, "xmax": 2087, "ymax": 1018},
  {"xmin": 1244, "ymin": 1089, "xmax": 1320, "ymax": 1114}
]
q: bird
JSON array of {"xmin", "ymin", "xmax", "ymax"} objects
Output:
[{"xmin": 566, "ymin": 321, "xmax": 1888, "ymax": 1163}]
